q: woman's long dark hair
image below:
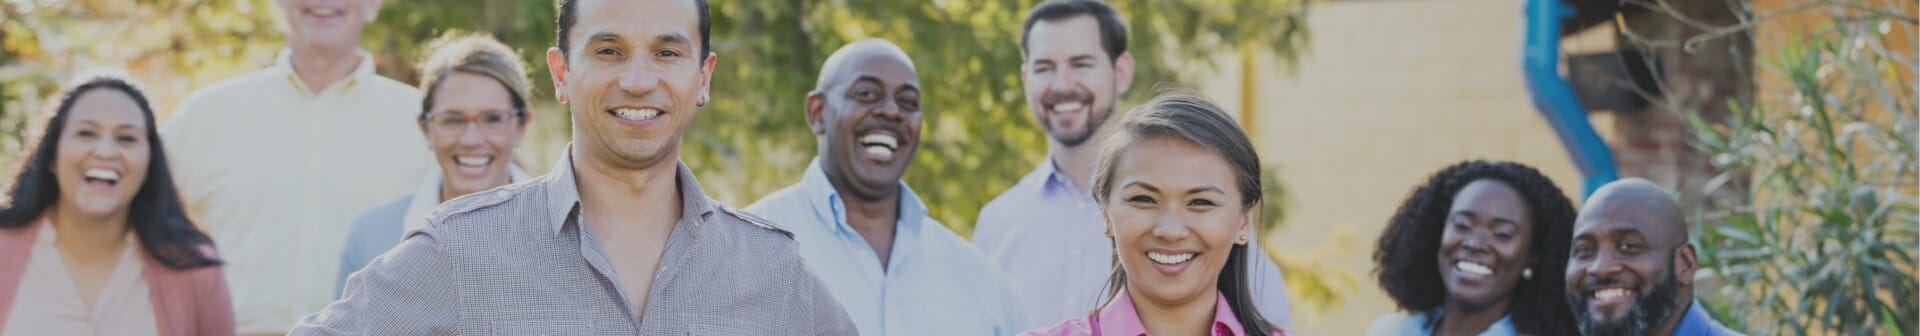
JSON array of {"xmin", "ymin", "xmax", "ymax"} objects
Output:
[
  {"xmin": 1090, "ymin": 94, "xmax": 1275, "ymax": 334},
  {"xmin": 1372, "ymin": 160, "xmax": 1577, "ymax": 335},
  {"xmin": 0, "ymin": 73, "xmax": 221, "ymax": 270}
]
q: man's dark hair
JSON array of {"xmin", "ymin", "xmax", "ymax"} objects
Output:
[
  {"xmin": 1373, "ymin": 160, "xmax": 1580, "ymax": 335},
  {"xmin": 1020, "ymin": 0, "xmax": 1128, "ymax": 62},
  {"xmin": 555, "ymin": 0, "xmax": 711, "ymax": 60}
]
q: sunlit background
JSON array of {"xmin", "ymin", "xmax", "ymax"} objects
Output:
[{"xmin": 2, "ymin": 0, "xmax": 1914, "ymax": 334}]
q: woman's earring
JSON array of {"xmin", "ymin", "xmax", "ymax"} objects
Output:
[{"xmin": 1523, "ymin": 268, "xmax": 1533, "ymax": 280}]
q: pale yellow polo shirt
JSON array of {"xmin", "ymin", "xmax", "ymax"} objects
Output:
[{"xmin": 161, "ymin": 48, "xmax": 430, "ymax": 335}]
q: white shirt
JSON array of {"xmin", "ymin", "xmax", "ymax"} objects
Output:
[
  {"xmin": 4, "ymin": 224, "xmax": 158, "ymax": 336},
  {"xmin": 161, "ymin": 48, "xmax": 430, "ymax": 334}
]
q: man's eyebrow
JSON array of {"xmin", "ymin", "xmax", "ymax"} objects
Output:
[
  {"xmin": 653, "ymin": 33, "xmax": 691, "ymax": 47},
  {"xmin": 586, "ymin": 31, "xmax": 623, "ymax": 44}
]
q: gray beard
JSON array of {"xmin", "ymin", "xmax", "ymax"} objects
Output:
[{"xmin": 1571, "ymin": 267, "xmax": 1681, "ymax": 336}]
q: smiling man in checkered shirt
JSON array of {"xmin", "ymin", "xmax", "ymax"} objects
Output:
[{"xmin": 292, "ymin": 0, "xmax": 858, "ymax": 334}]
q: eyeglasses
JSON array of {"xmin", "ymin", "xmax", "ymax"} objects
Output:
[{"xmin": 424, "ymin": 110, "xmax": 520, "ymax": 135}]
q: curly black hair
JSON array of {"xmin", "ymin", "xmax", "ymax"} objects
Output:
[{"xmin": 1372, "ymin": 160, "xmax": 1578, "ymax": 335}]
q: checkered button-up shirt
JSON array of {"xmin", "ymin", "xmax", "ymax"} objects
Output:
[{"xmin": 294, "ymin": 150, "xmax": 859, "ymax": 335}]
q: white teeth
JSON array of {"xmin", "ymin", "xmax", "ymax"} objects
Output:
[
  {"xmin": 864, "ymin": 146, "xmax": 895, "ymax": 157},
  {"xmin": 1456, "ymin": 261, "xmax": 1493, "ymax": 275},
  {"xmin": 1146, "ymin": 252, "xmax": 1196, "ymax": 265},
  {"xmin": 84, "ymin": 168, "xmax": 120, "ymax": 183},
  {"xmin": 306, "ymin": 8, "xmax": 343, "ymax": 16},
  {"xmin": 1053, "ymin": 102, "xmax": 1086, "ymax": 113},
  {"xmin": 1593, "ymin": 288, "xmax": 1631, "ymax": 300},
  {"xmin": 859, "ymin": 134, "xmax": 898, "ymax": 150},
  {"xmin": 455, "ymin": 156, "xmax": 491, "ymax": 168},
  {"xmin": 612, "ymin": 108, "xmax": 662, "ymax": 121}
]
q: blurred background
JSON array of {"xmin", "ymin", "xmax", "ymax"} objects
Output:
[{"xmin": 1, "ymin": 0, "xmax": 1913, "ymax": 334}]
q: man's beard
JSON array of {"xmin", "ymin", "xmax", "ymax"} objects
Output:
[
  {"xmin": 1048, "ymin": 104, "xmax": 1112, "ymax": 147},
  {"xmin": 1570, "ymin": 267, "xmax": 1681, "ymax": 336}
]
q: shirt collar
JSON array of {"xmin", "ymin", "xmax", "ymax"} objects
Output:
[
  {"xmin": 403, "ymin": 164, "xmax": 533, "ymax": 232},
  {"xmin": 1021, "ymin": 156, "xmax": 1076, "ymax": 196},
  {"xmin": 1415, "ymin": 307, "xmax": 1515, "ymax": 336},
  {"xmin": 1673, "ymin": 299, "xmax": 1733, "ymax": 336},
  {"xmin": 542, "ymin": 145, "xmax": 717, "ymax": 236},
  {"xmin": 1096, "ymin": 288, "xmax": 1250, "ymax": 336},
  {"xmin": 798, "ymin": 158, "xmax": 928, "ymax": 244},
  {"xmin": 272, "ymin": 47, "xmax": 378, "ymax": 96}
]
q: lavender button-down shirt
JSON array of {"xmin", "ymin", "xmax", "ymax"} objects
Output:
[{"xmin": 973, "ymin": 161, "xmax": 1294, "ymax": 328}]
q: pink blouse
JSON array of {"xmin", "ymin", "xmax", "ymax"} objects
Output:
[
  {"xmin": 1020, "ymin": 288, "xmax": 1289, "ymax": 336},
  {"xmin": 2, "ymin": 221, "xmax": 158, "ymax": 336},
  {"xmin": 0, "ymin": 217, "xmax": 235, "ymax": 336}
]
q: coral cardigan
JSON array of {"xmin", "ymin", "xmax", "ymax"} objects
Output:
[{"xmin": 0, "ymin": 219, "xmax": 235, "ymax": 336}]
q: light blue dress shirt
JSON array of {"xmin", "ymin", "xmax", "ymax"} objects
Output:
[
  {"xmin": 747, "ymin": 159, "xmax": 1030, "ymax": 336},
  {"xmin": 1673, "ymin": 299, "xmax": 1744, "ymax": 336}
]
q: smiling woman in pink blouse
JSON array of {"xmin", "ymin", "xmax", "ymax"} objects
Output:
[
  {"xmin": 0, "ymin": 71, "xmax": 234, "ymax": 336},
  {"xmin": 1023, "ymin": 93, "xmax": 1287, "ymax": 336}
]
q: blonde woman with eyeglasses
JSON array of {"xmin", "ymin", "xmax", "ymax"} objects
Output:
[{"xmin": 332, "ymin": 32, "xmax": 535, "ymax": 296}]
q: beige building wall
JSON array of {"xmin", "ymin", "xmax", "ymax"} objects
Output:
[{"xmin": 1185, "ymin": 0, "xmax": 1590, "ymax": 334}]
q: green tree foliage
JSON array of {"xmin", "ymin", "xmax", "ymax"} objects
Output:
[
  {"xmin": 1684, "ymin": 2, "xmax": 1918, "ymax": 334},
  {"xmin": 2, "ymin": 0, "xmax": 285, "ymax": 179}
]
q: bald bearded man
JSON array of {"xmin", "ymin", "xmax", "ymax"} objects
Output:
[{"xmin": 1565, "ymin": 178, "xmax": 1743, "ymax": 336}]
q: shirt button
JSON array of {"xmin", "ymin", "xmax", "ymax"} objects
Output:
[{"xmin": 1071, "ymin": 248, "xmax": 1081, "ymax": 257}]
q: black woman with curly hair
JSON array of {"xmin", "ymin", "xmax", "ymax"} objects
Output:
[{"xmin": 1365, "ymin": 160, "xmax": 1579, "ymax": 336}]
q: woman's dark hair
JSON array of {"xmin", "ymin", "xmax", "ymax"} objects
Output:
[
  {"xmin": 1372, "ymin": 160, "xmax": 1577, "ymax": 335},
  {"xmin": 1090, "ymin": 93, "xmax": 1274, "ymax": 334},
  {"xmin": 0, "ymin": 71, "xmax": 221, "ymax": 270}
]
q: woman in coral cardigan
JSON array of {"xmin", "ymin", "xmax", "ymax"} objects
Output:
[{"xmin": 0, "ymin": 70, "xmax": 234, "ymax": 336}]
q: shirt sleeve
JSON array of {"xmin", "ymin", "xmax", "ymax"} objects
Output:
[
  {"xmin": 992, "ymin": 270, "xmax": 1033, "ymax": 335},
  {"xmin": 971, "ymin": 207, "xmax": 1004, "ymax": 254},
  {"xmin": 1246, "ymin": 237, "xmax": 1294, "ymax": 328},
  {"xmin": 158, "ymin": 98, "xmax": 206, "ymax": 224},
  {"xmin": 334, "ymin": 213, "xmax": 383, "ymax": 299},
  {"xmin": 334, "ymin": 240, "xmax": 364, "ymax": 300},
  {"xmin": 788, "ymin": 262, "xmax": 859, "ymax": 335},
  {"xmin": 291, "ymin": 232, "xmax": 460, "ymax": 335},
  {"xmin": 194, "ymin": 256, "xmax": 237, "ymax": 336}
]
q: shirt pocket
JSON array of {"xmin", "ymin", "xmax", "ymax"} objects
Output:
[{"xmin": 491, "ymin": 319, "xmax": 595, "ymax": 335}]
